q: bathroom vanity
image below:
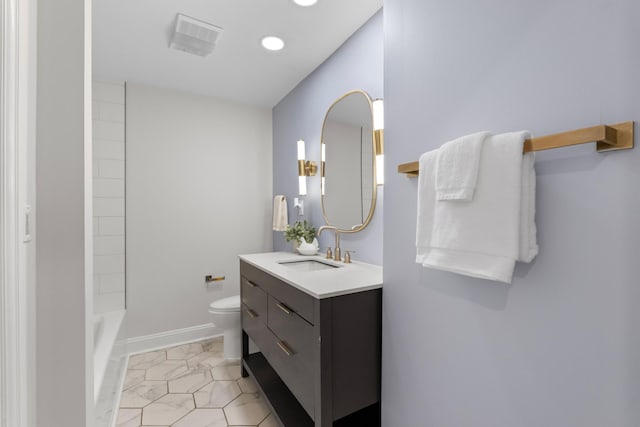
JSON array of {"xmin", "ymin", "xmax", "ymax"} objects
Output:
[{"xmin": 239, "ymin": 252, "xmax": 382, "ymax": 427}]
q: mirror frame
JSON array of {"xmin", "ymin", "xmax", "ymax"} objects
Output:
[{"xmin": 320, "ymin": 89, "xmax": 377, "ymax": 234}]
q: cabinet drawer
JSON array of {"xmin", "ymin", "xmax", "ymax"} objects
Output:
[
  {"xmin": 269, "ymin": 282, "xmax": 315, "ymax": 326},
  {"xmin": 242, "ymin": 303, "xmax": 266, "ymax": 343},
  {"xmin": 241, "ymin": 260, "xmax": 315, "ymax": 324},
  {"xmin": 241, "ymin": 277, "xmax": 267, "ymax": 318},
  {"xmin": 258, "ymin": 325, "xmax": 315, "ymax": 418},
  {"xmin": 267, "ymin": 296, "xmax": 315, "ymax": 368}
]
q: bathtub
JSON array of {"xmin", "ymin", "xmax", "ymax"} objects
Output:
[{"xmin": 94, "ymin": 310, "xmax": 127, "ymax": 427}]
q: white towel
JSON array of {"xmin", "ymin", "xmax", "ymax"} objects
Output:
[
  {"xmin": 416, "ymin": 131, "xmax": 538, "ymax": 284},
  {"xmin": 519, "ymin": 153, "xmax": 538, "ymax": 262},
  {"xmin": 272, "ymin": 195, "xmax": 288, "ymax": 231},
  {"xmin": 435, "ymin": 131, "xmax": 490, "ymax": 201},
  {"xmin": 416, "ymin": 150, "xmax": 439, "ymax": 265}
]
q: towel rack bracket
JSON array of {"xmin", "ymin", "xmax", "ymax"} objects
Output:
[
  {"xmin": 596, "ymin": 121, "xmax": 634, "ymax": 152},
  {"xmin": 397, "ymin": 162, "xmax": 419, "ymax": 176}
]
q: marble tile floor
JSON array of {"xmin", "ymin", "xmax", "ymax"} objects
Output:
[{"xmin": 116, "ymin": 337, "xmax": 278, "ymax": 427}]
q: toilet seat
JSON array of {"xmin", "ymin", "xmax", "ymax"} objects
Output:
[{"xmin": 209, "ymin": 295, "xmax": 240, "ymax": 313}]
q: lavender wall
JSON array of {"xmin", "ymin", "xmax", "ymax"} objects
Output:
[
  {"xmin": 272, "ymin": 11, "xmax": 383, "ymax": 265},
  {"xmin": 382, "ymin": 0, "xmax": 640, "ymax": 426}
]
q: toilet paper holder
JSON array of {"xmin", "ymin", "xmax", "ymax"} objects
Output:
[{"xmin": 205, "ymin": 275, "xmax": 225, "ymax": 283}]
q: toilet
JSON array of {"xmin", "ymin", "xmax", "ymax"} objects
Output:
[{"xmin": 208, "ymin": 295, "xmax": 241, "ymax": 359}]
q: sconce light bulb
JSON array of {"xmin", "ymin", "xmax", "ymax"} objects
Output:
[
  {"xmin": 321, "ymin": 176, "xmax": 325, "ymax": 196},
  {"xmin": 321, "ymin": 143, "xmax": 326, "ymax": 162},
  {"xmin": 373, "ymin": 99, "xmax": 384, "ymax": 131},
  {"xmin": 297, "ymin": 139, "xmax": 306, "ymax": 161},
  {"xmin": 376, "ymin": 154, "xmax": 385, "ymax": 186},
  {"xmin": 299, "ymin": 175, "xmax": 307, "ymax": 196}
]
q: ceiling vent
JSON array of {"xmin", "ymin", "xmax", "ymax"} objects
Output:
[{"xmin": 170, "ymin": 14, "xmax": 223, "ymax": 57}]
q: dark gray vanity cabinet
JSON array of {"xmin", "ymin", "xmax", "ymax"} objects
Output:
[{"xmin": 240, "ymin": 260, "xmax": 382, "ymax": 427}]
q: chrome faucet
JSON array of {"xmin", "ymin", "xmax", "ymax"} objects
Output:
[{"xmin": 317, "ymin": 225, "xmax": 341, "ymax": 262}]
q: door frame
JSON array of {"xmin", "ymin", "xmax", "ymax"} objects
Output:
[{"xmin": 1, "ymin": 0, "xmax": 35, "ymax": 426}]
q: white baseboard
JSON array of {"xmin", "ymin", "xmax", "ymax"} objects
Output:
[{"xmin": 126, "ymin": 323, "xmax": 223, "ymax": 355}]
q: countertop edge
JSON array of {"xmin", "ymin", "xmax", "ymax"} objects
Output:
[{"xmin": 239, "ymin": 252, "xmax": 382, "ymax": 299}]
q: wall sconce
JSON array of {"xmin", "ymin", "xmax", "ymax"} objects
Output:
[
  {"xmin": 297, "ymin": 139, "xmax": 317, "ymax": 196},
  {"xmin": 321, "ymin": 142, "xmax": 325, "ymax": 196},
  {"xmin": 372, "ymin": 98, "xmax": 384, "ymax": 186}
]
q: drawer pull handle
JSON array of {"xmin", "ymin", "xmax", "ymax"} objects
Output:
[
  {"xmin": 245, "ymin": 280, "xmax": 257, "ymax": 288},
  {"xmin": 276, "ymin": 302, "xmax": 292, "ymax": 315},
  {"xmin": 277, "ymin": 340, "xmax": 294, "ymax": 356},
  {"xmin": 245, "ymin": 308, "xmax": 258, "ymax": 319}
]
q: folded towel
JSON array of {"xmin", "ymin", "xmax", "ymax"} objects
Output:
[
  {"xmin": 435, "ymin": 131, "xmax": 490, "ymax": 201},
  {"xmin": 272, "ymin": 195, "xmax": 288, "ymax": 231},
  {"xmin": 416, "ymin": 131, "xmax": 538, "ymax": 283},
  {"xmin": 519, "ymin": 152, "xmax": 538, "ymax": 262}
]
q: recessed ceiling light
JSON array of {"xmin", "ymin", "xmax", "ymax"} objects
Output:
[
  {"xmin": 293, "ymin": 0, "xmax": 318, "ymax": 5},
  {"xmin": 261, "ymin": 36, "xmax": 284, "ymax": 51}
]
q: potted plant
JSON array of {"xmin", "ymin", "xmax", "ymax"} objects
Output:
[{"xmin": 284, "ymin": 220, "xmax": 317, "ymax": 253}]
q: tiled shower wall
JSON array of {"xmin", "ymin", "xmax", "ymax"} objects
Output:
[{"xmin": 93, "ymin": 81, "xmax": 126, "ymax": 313}]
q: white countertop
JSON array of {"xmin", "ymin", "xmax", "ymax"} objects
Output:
[{"xmin": 239, "ymin": 251, "xmax": 382, "ymax": 299}]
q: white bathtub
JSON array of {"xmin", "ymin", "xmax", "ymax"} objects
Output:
[{"xmin": 94, "ymin": 310, "xmax": 127, "ymax": 427}]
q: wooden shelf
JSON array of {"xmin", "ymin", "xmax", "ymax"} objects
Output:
[
  {"xmin": 242, "ymin": 352, "xmax": 314, "ymax": 427},
  {"xmin": 397, "ymin": 121, "xmax": 634, "ymax": 176}
]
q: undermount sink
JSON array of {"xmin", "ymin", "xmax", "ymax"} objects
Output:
[{"xmin": 278, "ymin": 259, "xmax": 340, "ymax": 272}]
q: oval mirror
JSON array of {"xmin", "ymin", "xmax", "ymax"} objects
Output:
[{"xmin": 321, "ymin": 90, "xmax": 377, "ymax": 233}]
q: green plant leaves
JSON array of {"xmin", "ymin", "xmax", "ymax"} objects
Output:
[{"xmin": 283, "ymin": 220, "xmax": 317, "ymax": 243}]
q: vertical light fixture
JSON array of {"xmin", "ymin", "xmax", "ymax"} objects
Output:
[
  {"xmin": 372, "ymin": 98, "xmax": 384, "ymax": 185},
  {"xmin": 297, "ymin": 139, "xmax": 307, "ymax": 196},
  {"xmin": 321, "ymin": 143, "xmax": 326, "ymax": 196},
  {"xmin": 297, "ymin": 139, "xmax": 317, "ymax": 196}
]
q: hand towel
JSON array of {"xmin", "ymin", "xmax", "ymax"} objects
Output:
[
  {"xmin": 416, "ymin": 131, "xmax": 538, "ymax": 284},
  {"xmin": 272, "ymin": 195, "xmax": 288, "ymax": 231},
  {"xmin": 435, "ymin": 131, "xmax": 490, "ymax": 201}
]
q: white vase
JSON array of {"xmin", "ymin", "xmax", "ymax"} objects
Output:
[{"xmin": 297, "ymin": 237, "xmax": 319, "ymax": 255}]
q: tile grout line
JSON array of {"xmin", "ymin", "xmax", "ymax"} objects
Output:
[{"xmin": 116, "ymin": 338, "xmax": 271, "ymax": 427}]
